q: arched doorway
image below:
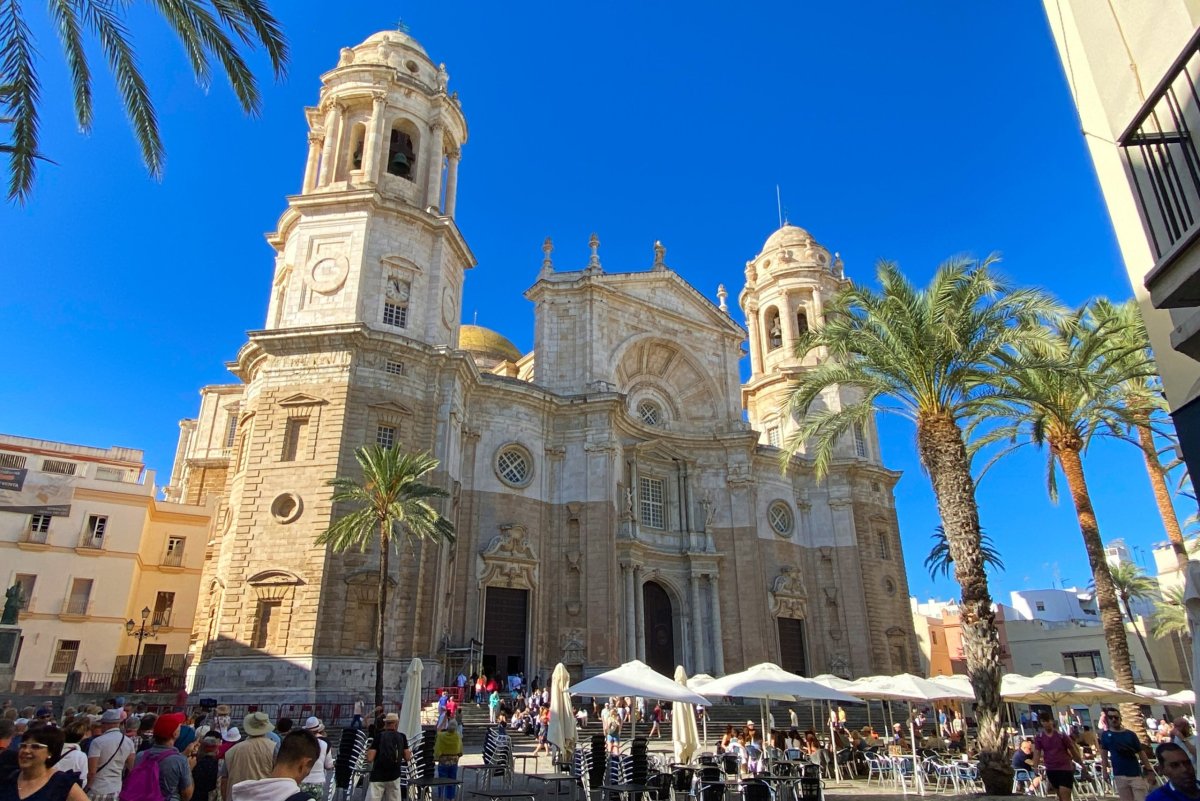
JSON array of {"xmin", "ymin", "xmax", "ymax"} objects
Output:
[{"xmin": 642, "ymin": 581, "xmax": 675, "ymax": 675}]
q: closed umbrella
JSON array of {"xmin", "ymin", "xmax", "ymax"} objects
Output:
[
  {"xmin": 672, "ymin": 666, "xmax": 701, "ymax": 765},
  {"xmin": 399, "ymin": 658, "xmax": 424, "ymax": 745},
  {"xmin": 547, "ymin": 663, "xmax": 577, "ymax": 762}
]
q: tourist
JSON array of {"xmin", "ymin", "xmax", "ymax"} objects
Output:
[
  {"xmin": 1012, "ymin": 738, "xmax": 1043, "ymax": 795},
  {"xmin": 1099, "ymin": 708, "xmax": 1155, "ymax": 801},
  {"xmin": 1149, "ymin": 742, "xmax": 1200, "ymax": 800},
  {"xmin": 0, "ymin": 721, "xmax": 16, "ymax": 774},
  {"xmin": 718, "ymin": 725, "xmax": 735, "ymax": 754},
  {"xmin": 605, "ymin": 711, "xmax": 621, "ymax": 755},
  {"xmin": 1076, "ymin": 725, "xmax": 1099, "ymax": 756},
  {"xmin": 299, "ymin": 719, "xmax": 333, "ymax": 801},
  {"xmin": 221, "ymin": 713, "xmax": 277, "ymax": 800},
  {"xmin": 54, "ymin": 720, "xmax": 89, "ymax": 788},
  {"xmin": 1174, "ymin": 719, "xmax": 1197, "ymax": 765},
  {"xmin": 0, "ymin": 724, "xmax": 89, "ymax": 801},
  {"xmin": 487, "ymin": 689, "xmax": 499, "ymax": 724},
  {"xmin": 353, "ymin": 699, "xmax": 365, "ymax": 728},
  {"xmin": 433, "ymin": 718, "xmax": 463, "ymax": 800},
  {"xmin": 129, "ymin": 713, "xmax": 192, "ymax": 801},
  {"xmin": 474, "ymin": 677, "xmax": 485, "ymax": 706},
  {"xmin": 437, "ymin": 692, "xmax": 450, "ymax": 728},
  {"xmin": 219, "ymin": 728, "xmax": 240, "ymax": 759},
  {"xmin": 366, "ymin": 713, "xmax": 411, "ymax": 801},
  {"xmin": 191, "ymin": 736, "xmax": 221, "ymax": 801},
  {"xmin": 1033, "ymin": 710, "xmax": 1084, "ymax": 801},
  {"xmin": 444, "ymin": 694, "xmax": 458, "ymax": 728},
  {"xmin": 803, "ymin": 731, "xmax": 829, "ymax": 774},
  {"xmin": 87, "ymin": 709, "xmax": 135, "ymax": 801},
  {"xmin": 214, "ymin": 707, "xmax": 232, "ymax": 737},
  {"xmin": 230, "ymin": 730, "xmax": 320, "ymax": 801},
  {"xmin": 175, "ymin": 715, "xmax": 198, "ymax": 756},
  {"xmin": 649, "ymin": 704, "xmax": 662, "ymax": 739}
]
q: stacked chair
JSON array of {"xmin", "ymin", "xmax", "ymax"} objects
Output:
[
  {"xmin": 335, "ymin": 730, "xmax": 371, "ymax": 801},
  {"xmin": 482, "ymin": 727, "xmax": 514, "ymax": 788}
]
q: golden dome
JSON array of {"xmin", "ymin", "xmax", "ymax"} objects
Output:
[
  {"xmin": 458, "ymin": 325, "xmax": 522, "ymax": 363},
  {"xmin": 762, "ymin": 224, "xmax": 813, "ymax": 252}
]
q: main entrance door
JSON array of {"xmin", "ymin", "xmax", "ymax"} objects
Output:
[
  {"xmin": 482, "ymin": 587, "xmax": 528, "ymax": 679},
  {"xmin": 777, "ymin": 617, "xmax": 808, "ymax": 675},
  {"xmin": 642, "ymin": 581, "xmax": 675, "ymax": 675}
]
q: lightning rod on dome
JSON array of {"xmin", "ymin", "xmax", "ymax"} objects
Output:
[{"xmin": 776, "ymin": 185, "xmax": 783, "ymax": 228}]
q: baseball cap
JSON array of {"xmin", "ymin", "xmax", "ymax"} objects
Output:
[{"xmin": 153, "ymin": 713, "xmax": 186, "ymax": 740}]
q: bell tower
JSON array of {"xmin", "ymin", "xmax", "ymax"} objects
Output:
[
  {"xmin": 739, "ymin": 224, "xmax": 881, "ymax": 463},
  {"xmin": 263, "ymin": 29, "xmax": 472, "ymax": 347}
]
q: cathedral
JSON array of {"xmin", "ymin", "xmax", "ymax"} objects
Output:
[{"xmin": 165, "ymin": 29, "xmax": 920, "ymax": 701}]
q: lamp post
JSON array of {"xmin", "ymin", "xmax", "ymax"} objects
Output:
[{"xmin": 125, "ymin": 606, "xmax": 160, "ymax": 687}]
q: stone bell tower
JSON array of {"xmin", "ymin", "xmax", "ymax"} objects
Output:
[
  {"xmin": 739, "ymin": 224, "xmax": 882, "ymax": 463},
  {"xmin": 263, "ymin": 29, "xmax": 472, "ymax": 347}
]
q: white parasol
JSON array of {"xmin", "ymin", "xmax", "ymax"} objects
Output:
[
  {"xmin": 546, "ymin": 663, "xmax": 577, "ymax": 761},
  {"xmin": 1083, "ymin": 676, "xmax": 1167, "ymax": 699},
  {"xmin": 1159, "ymin": 689, "xmax": 1197, "ymax": 705},
  {"xmin": 568, "ymin": 660, "xmax": 712, "ymax": 705},
  {"xmin": 398, "ymin": 657, "xmax": 424, "ymax": 744},
  {"xmin": 672, "ymin": 666, "xmax": 701, "ymax": 764},
  {"xmin": 1000, "ymin": 671, "xmax": 1146, "ymax": 705}
]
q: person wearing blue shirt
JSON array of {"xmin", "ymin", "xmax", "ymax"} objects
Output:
[
  {"xmin": 1148, "ymin": 743, "xmax": 1199, "ymax": 801},
  {"xmin": 1100, "ymin": 708, "xmax": 1155, "ymax": 801}
]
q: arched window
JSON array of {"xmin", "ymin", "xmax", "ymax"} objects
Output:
[
  {"xmin": 348, "ymin": 122, "xmax": 367, "ymax": 172},
  {"xmin": 853, "ymin": 422, "xmax": 867, "ymax": 457},
  {"xmin": 766, "ymin": 308, "xmax": 782, "ymax": 351},
  {"xmin": 796, "ymin": 308, "xmax": 809, "ymax": 336},
  {"xmin": 387, "ymin": 126, "xmax": 416, "ymax": 179}
]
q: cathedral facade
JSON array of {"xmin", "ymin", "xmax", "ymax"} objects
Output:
[{"xmin": 166, "ymin": 29, "xmax": 920, "ymax": 700}]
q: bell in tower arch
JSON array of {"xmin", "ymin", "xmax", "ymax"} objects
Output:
[{"xmin": 387, "ymin": 128, "xmax": 415, "ymax": 179}]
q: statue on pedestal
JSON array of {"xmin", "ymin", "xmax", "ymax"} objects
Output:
[{"xmin": 2, "ymin": 584, "xmax": 23, "ymax": 625}]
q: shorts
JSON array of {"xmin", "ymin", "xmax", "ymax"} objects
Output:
[{"xmin": 1045, "ymin": 770, "xmax": 1075, "ymax": 789}]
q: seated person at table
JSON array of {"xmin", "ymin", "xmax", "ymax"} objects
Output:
[
  {"xmin": 1075, "ymin": 725, "xmax": 1098, "ymax": 756},
  {"xmin": 718, "ymin": 725, "xmax": 736, "ymax": 755},
  {"xmin": 803, "ymin": 731, "xmax": 830, "ymax": 771},
  {"xmin": 1012, "ymin": 739, "xmax": 1043, "ymax": 795},
  {"xmin": 744, "ymin": 722, "xmax": 764, "ymax": 773},
  {"xmin": 786, "ymin": 729, "xmax": 803, "ymax": 751},
  {"xmin": 891, "ymin": 723, "xmax": 907, "ymax": 744}
]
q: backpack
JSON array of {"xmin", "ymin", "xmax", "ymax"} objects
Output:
[
  {"xmin": 374, "ymin": 731, "xmax": 402, "ymax": 771},
  {"xmin": 120, "ymin": 749, "xmax": 174, "ymax": 801}
]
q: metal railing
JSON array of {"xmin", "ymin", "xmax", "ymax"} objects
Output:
[
  {"xmin": 77, "ymin": 530, "xmax": 104, "ymax": 550},
  {"xmin": 1118, "ymin": 27, "xmax": 1200, "ymax": 265},
  {"xmin": 62, "ymin": 597, "xmax": 91, "ymax": 616},
  {"xmin": 162, "ymin": 550, "xmax": 184, "ymax": 567},
  {"xmin": 20, "ymin": 527, "xmax": 48, "ymax": 545}
]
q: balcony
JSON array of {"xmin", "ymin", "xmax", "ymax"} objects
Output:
[
  {"xmin": 1119, "ymin": 28, "xmax": 1200, "ymax": 311},
  {"xmin": 76, "ymin": 531, "xmax": 105, "ymax": 553},
  {"xmin": 161, "ymin": 550, "xmax": 184, "ymax": 568},
  {"xmin": 60, "ymin": 597, "xmax": 92, "ymax": 618},
  {"xmin": 18, "ymin": 527, "xmax": 49, "ymax": 548}
]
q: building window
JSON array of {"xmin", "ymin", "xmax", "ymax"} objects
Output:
[
  {"xmin": 65, "ymin": 578, "xmax": 92, "ymax": 615},
  {"xmin": 1035, "ymin": 601, "xmax": 1046, "ymax": 612},
  {"xmin": 50, "ymin": 640, "xmax": 80, "ymax": 674},
  {"xmin": 767, "ymin": 427, "xmax": 781, "ymax": 447},
  {"xmin": 636, "ymin": 400, "xmax": 661, "ymax": 427},
  {"xmin": 1062, "ymin": 650, "xmax": 1104, "ymax": 678},
  {"xmin": 930, "ymin": 630, "xmax": 938, "ymax": 645},
  {"xmin": 252, "ymin": 600, "xmax": 282, "ymax": 649},
  {"xmin": 164, "ymin": 536, "xmax": 185, "ymax": 567},
  {"xmin": 348, "ymin": 122, "xmax": 367, "ymax": 171},
  {"xmin": 94, "ymin": 466, "xmax": 123, "ymax": 482},
  {"xmin": 29, "ymin": 514, "xmax": 50, "ymax": 533},
  {"xmin": 496, "ymin": 446, "xmax": 532, "ymax": 488},
  {"xmin": 383, "ymin": 275, "xmax": 410, "ymax": 329},
  {"xmin": 768, "ymin": 501, "xmax": 793, "ymax": 536},
  {"xmin": 376, "ymin": 425, "xmax": 396, "ymax": 450},
  {"xmin": 853, "ymin": 423, "xmax": 867, "ymax": 458},
  {"xmin": 281, "ymin": 417, "xmax": 308, "ymax": 462},
  {"xmin": 385, "ymin": 359, "xmax": 405, "ymax": 376},
  {"xmin": 83, "ymin": 515, "xmax": 107, "ymax": 549},
  {"xmin": 877, "ymin": 531, "xmax": 891, "ymax": 560},
  {"xmin": 884, "ymin": 577, "xmax": 897, "ymax": 596},
  {"xmin": 153, "ymin": 591, "xmax": 175, "ymax": 627},
  {"xmin": 42, "ymin": 459, "xmax": 77, "ymax": 476},
  {"xmin": 639, "ymin": 476, "xmax": 665, "ymax": 529},
  {"xmin": 0, "ymin": 453, "xmax": 27, "ymax": 469},
  {"xmin": 383, "ymin": 302, "xmax": 408, "ymax": 328},
  {"xmin": 224, "ymin": 410, "xmax": 239, "ymax": 448},
  {"xmin": 14, "ymin": 574, "xmax": 35, "ymax": 610},
  {"xmin": 796, "ymin": 309, "xmax": 809, "ymax": 335}
]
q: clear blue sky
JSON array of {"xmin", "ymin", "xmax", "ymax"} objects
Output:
[{"xmin": 1, "ymin": 1, "xmax": 1187, "ymax": 604}]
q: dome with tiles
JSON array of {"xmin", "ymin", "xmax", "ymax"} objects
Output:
[{"xmin": 459, "ymin": 325, "xmax": 522, "ymax": 364}]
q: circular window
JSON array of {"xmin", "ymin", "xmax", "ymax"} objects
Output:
[
  {"xmin": 768, "ymin": 501, "xmax": 793, "ymax": 536},
  {"xmin": 405, "ymin": 60, "xmax": 419, "ymax": 73},
  {"xmin": 884, "ymin": 577, "xmax": 897, "ymax": 596},
  {"xmin": 270, "ymin": 492, "xmax": 303, "ymax": 524},
  {"xmin": 636, "ymin": 400, "xmax": 662, "ymax": 427},
  {"xmin": 495, "ymin": 445, "xmax": 532, "ymax": 488}
]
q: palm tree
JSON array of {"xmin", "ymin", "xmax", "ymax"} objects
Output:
[
  {"xmin": 1, "ymin": 0, "xmax": 288, "ymax": 202},
  {"xmin": 316, "ymin": 446, "xmax": 454, "ymax": 708},
  {"xmin": 782, "ymin": 256, "xmax": 1058, "ymax": 793},
  {"xmin": 925, "ymin": 526, "xmax": 1005, "ymax": 581},
  {"xmin": 1104, "ymin": 561, "xmax": 1162, "ymax": 687},
  {"xmin": 979, "ymin": 304, "xmax": 1156, "ymax": 738},
  {"xmin": 1153, "ymin": 586, "xmax": 1189, "ymax": 640},
  {"xmin": 1092, "ymin": 299, "xmax": 1191, "ymax": 573}
]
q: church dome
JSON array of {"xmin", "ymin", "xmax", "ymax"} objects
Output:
[
  {"xmin": 459, "ymin": 325, "xmax": 522, "ymax": 363},
  {"xmin": 761, "ymin": 224, "xmax": 813, "ymax": 252},
  {"xmin": 358, "ymin": 30, "xmax": 428, "ymax": 55}
]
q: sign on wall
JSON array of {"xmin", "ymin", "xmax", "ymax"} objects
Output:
[{"xmin": 0, "ymin": 468, "xmax": 73, "ymax": 516}]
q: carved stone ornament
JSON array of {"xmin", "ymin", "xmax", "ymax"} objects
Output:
[
  {"xmin": 769, "ymin": 566, "xmax": 808, "ymax": 620},
  {"xmin": 477, "ymin": 523, "xmax": 538, "ymax": 590},
  {"xmin": 560, "ymin": 628, "xmax": 586, "ymax": 664}
]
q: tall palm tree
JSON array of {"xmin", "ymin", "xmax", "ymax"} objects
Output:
[
  {"xmin": 1103, "ymin": 562, "xmax": 1162, "ymax": 687},
  {"xmin": 782, "ymin": 256, "xmax": 1058, "ymax": 793},
  {"xmin": 925, "ymin": 526, "xmax": 1004, "ymax": 581},
  {"xmin": 1092, "ymin": 299, "xmax": 1191, "ymax": 573},
  {"xmin": 979, "ymin": 304, "xmax": 1156, "ymax": 738},
  {"xmin": 316, "ymin": 446, "xmax": 454, "ymax": 708},
  {"xmin": 1, "ymin": 0, "xmax": 288, "ymax": 202},
  {"xmin": 1153, "ymin": 586, "xmax": 1189, "ymax": 640}
]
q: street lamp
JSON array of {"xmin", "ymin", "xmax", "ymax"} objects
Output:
[{"xmin": 125, "ymin": 606, "xmax": 160, "ymax": 686}]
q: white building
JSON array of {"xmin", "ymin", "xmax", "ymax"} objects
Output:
[{"xmin": 0, "ymin": 434, "xmax": 210, "ymax": 693}]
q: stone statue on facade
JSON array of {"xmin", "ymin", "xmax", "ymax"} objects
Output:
[{"xmin": 2, "ymin": 584, "xmax": 23, "ymax": 625}]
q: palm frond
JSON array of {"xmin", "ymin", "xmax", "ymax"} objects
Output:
[
  {"xmin": 924, "ymin": 525, "xmax": 1005, "ymax": 581},
  {"xmin": 0, "ymin": 0, "xmax": 40, "ymax": 201},
  {"xmin": 209, "ymin": 0, "xmax": 286, "ymax": 78},
  {"xmin": 48, "ymin": 0, "xmax": 92, "ymax": 130}
]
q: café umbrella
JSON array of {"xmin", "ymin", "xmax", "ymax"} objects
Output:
[
  {"xmin": 547, "ymin": 662, "xmax": 577, "ymax": 761},
  {"xmin": 569, "ymin": 660, "xmax": 711, "ymax": 742},
  {"xmin": 672, "ymin": 666, "xmax": 702, "ymax": 764}
]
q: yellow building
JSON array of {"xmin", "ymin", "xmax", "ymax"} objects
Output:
[{"xmin": 0, "ymin": 434, "xmax": 210, "ymax": 694}]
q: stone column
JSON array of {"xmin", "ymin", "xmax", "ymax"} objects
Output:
[
  {"xmin": 633, "ymin": 566, "xmax": 645, "ymax": 661},
  {"xmin": 708, "ymin": 574, "xmax": 725, "ymax": 674},
  {"xmin": 745, "ymin": 305, "xmax": 762, "ymax": 376},
  {"xmin": 425, "ymin": 122, "xmax": 445, "ymax": 210},
  {"xmin": 689, "ymin": 572, "xmax": 704, "ymax": 673},
  {"xmin": 361, "ymin": 92, "xmax": 387, "ymax": 185},
  {"xmin": 317, "ymin": 102, "xmax": 343, "ymax": 185},
  {"xmin": 623, "ymin": 563, "xmax": 636, "ymax": 661},
  {"xmin": 444, "ymin": 150, "xmax": 461, "ymax": 217},
  {"xmin": 301, "ymin": 133, "xmax": 321, "ymax": 192},
  {"xmin": 812, "ymin": 290, "xmax": 825, "ymax": 327},
  {"xmin": 780, "ymin": 293, "xmax": 797, "ymax": 348}
]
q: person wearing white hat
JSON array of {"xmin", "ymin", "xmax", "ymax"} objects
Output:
[{"xmin": 299, "ymin": 718, "xmax": 333, "ymax": 800}]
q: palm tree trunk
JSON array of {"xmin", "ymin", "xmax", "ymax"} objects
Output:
[
  {"xmin": 1054, "ymin": 442, "xmax": 1149, "ymax": 742},
  {"xmin": 377, "ymin": 520, "xmax": 389, "ymax": 710},
  {"xmin": 1134, "ymin": 411, "xmax": 1188, "ymax": 572},
  {"xmin": 1123, "ymin": 596, "xmax": 1163, "ymax": 687},
  {"xmin": 916, "ymin": 414, "xmax": 1010, "ymax": 793}
]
